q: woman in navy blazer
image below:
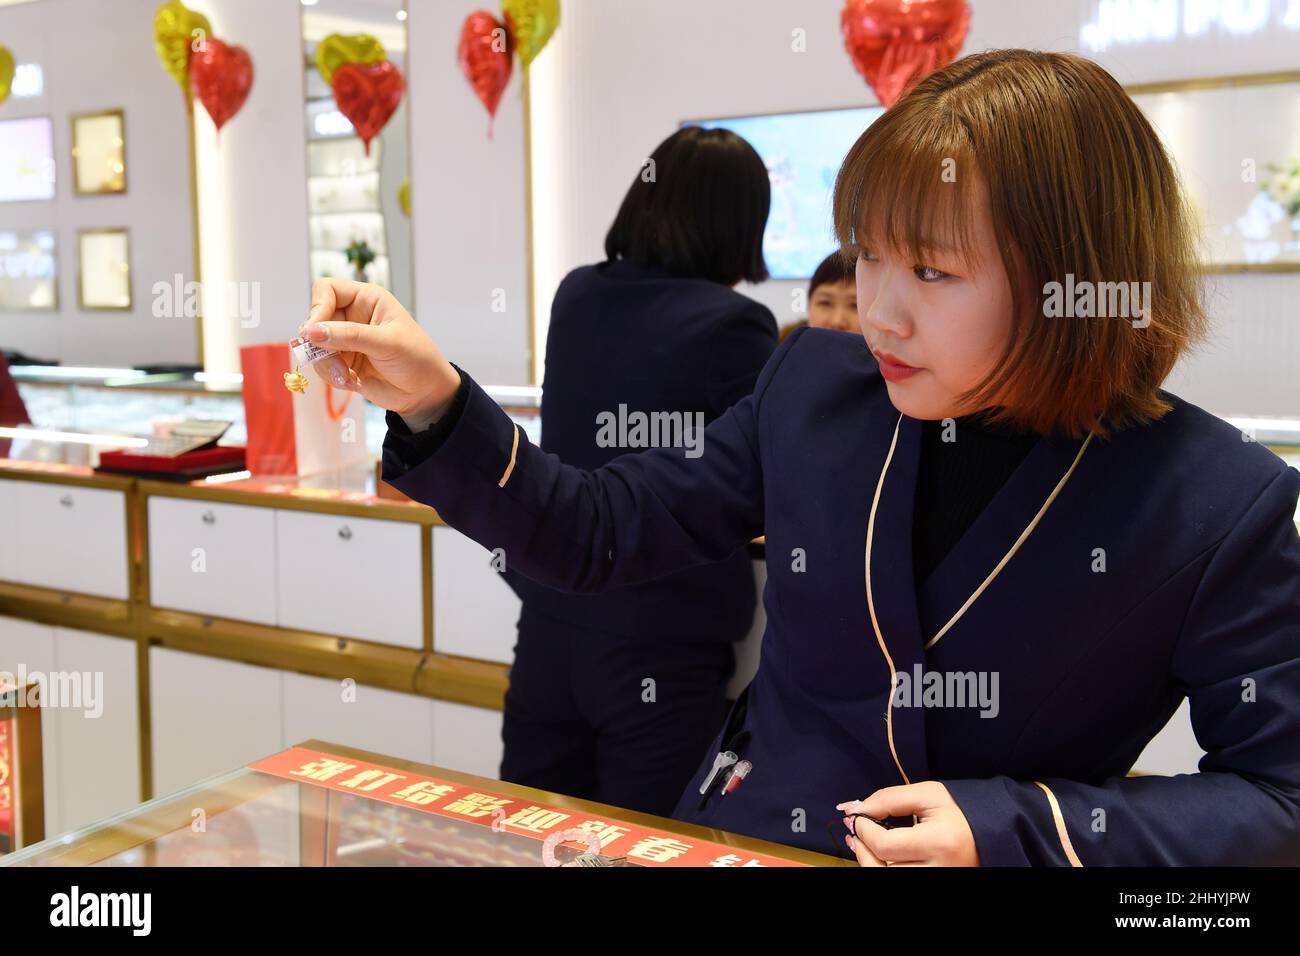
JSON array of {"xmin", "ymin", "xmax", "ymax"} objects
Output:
[
  {"xmin": 498, "ymin": 127, "xmax": 778, "ymax": 815},
  {"xmin": 305, "ymin": 51, "xmax": 1300, "ymax": 865}
]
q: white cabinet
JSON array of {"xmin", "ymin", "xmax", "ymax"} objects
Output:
[
  {"xmin": 148, "ymin": 497, "xmax": 278, "ymax": 626},
  {"xmin": 48, "ymin": 627, "xmax": 140, "ymax": 834},
  {"xmin": 149, "ymin": 647, "xmax": 284, "ymax": 797},
  {"xmin": 431, "ymin": 699, "xmax": 503, "ymax": 779},
  {"xmin": 281, "ymin": 672, "xmax": 435, "ymax": 764},
  {"xmin": 0, "ymin": 618, "xmax": 140, "ymax": 839},
  {"xmin": 275, "ymin": 511, "xmax": 423, "ymax": 649},
  {"xmin": 432, "ymin": 527, "xmax": 521, "ymax": 664},
  {"xmin": 0, "ymin": 615, "xmax": 59, "ymax": 835},
  {"xmin": 12, "ymin": 483, "xmax": 128, "ymax": 599},
  {"xmin": 0, "ymin": 480, "xmax": 21, "ymax": 582}
]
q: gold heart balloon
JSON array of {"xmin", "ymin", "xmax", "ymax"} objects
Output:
[
  {"xmin": 153, "ymin": 1, "xmax": 212, "ymax": 98},
  {"xmin": 397, "ymin": 177, "xmax": 411, "ymax": 217},
  {"xmin": 0, "ymin": 45, "xmax": 14, "ymax": 106},
  {"xmin": 315, "ymin": 33, "xmax": 387, "ymax": 87},
  {"xmin": 503, "ymin": 0, "xmax": 560, "ymax": 69}
]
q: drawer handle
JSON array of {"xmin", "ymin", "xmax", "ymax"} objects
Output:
[
  {"xmin": 202, "ymin": 510, "xmax": 216, "ymax": 525},
  {"xmin": 338, "ymin": 525, "xmax": 353, "ymax": 541},
  {"xmin": 59, "ymin": 494, "xmax": 73, "ymax": 507}
]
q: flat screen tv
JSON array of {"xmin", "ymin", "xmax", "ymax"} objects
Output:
[
  {"xmin": 686, "ymin": 106, "xmax": 884, "ymax": 280},
  {"xmin": 0, "ymin": 116, "xmax": 56, "ymax": 203}
]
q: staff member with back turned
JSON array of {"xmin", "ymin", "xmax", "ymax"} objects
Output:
[
  {"xmin": 498, "ymin": 126, "xmax": 777, "ymax": 816},
  {"xmin": 305, "ymin": 50, "xmax": 1300, "ymax": 865}
]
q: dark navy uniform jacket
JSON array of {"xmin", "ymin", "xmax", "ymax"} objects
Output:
[
  {"xmin": 503, "ymin": 258, "xmax": 777, "ymax": 642},
  {"xmin": 383, "ymin": 326, "xmax": 1300, "ymax": 865}
]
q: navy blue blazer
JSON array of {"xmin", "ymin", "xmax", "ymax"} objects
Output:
[
  {"xmin": 384, "ymin": 326, "xmax": 1300, "ymax": 865},
  {"xmin": 504, "ymin": 259, "xmax": 777, "ymax": 642}
]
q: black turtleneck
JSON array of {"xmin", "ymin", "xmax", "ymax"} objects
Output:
[{"xmin": 911, "ymin": 413, "xmax": 1041, "ymax": 588}]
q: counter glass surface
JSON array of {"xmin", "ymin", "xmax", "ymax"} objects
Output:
[{"xmin": 0, "ymin": 741, "xmax": 848, "ymax": 868}]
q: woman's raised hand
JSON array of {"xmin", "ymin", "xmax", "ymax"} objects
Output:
[{"xmin": 303, "ymin": 277, "xmax": 461, "ymax": 422}]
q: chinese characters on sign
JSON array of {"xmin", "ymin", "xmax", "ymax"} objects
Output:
[{"xmin": 248, "ymin": 747, "xmax": 800, "ymax": 868}]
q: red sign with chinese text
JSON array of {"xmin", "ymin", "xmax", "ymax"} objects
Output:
[
  {"xmin": 0, "ymin": 716, "xmax": 13, "ymax": 848},
  {"xmin": 248, "ymin": 746, "xmax": 804, "ymax": 868}
]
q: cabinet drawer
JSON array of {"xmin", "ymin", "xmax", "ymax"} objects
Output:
[
  {"xmin": 0, "ymin": 480, "xmax": 20, "ymax": 582},
  {"xmin": 51, "ymin": 627, "xmax": 141, "ymax": 833},
  {"xmin": 14, "ymin": 482, "xmax": 128, "ymax": 599},
  {"xmin": 149, "ymin": 647, "xmax": 284, "ymax": 797},
  {"xmin": 431, "ymin": 699, "xmax": 503, "ymax": 779},
  {"xmin": 275, "ymin": 511, "xmax": 423, "ymax": 649},
  {"xmin": 282, "ymin": 672, "xmax": 435, "ymax": 764},
  {"xmin": 432, "ymin": 527, "xmax": 520, "ymax": 664},
  {"xmin": 148, "ymin": 497, "xmax": 277, "ymax": 625}
]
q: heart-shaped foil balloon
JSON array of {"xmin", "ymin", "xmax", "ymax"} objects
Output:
[
  {"xmin": 0, "ymin": 45, "xmax": 15, "ymax": 106},
  {"xmin": 315, "ymin": 33, "xmax": 387, "ymax": 87},
  {"xmin": 154, "ymin": 0, "xmax": 213, "ymax": 99},
  {"xmin": 331, "ymin": 60, "xmax": 406, "ymax": 156},
  {"xmin": 841, "ymin": 0, "xmax": 970, "ymax": 107},
  {"xmin": 189, "ymin": 37, "xmax": 254, "ymax": 133},
  {"xmin": 458, "ymin": 10, "xmax": 513, "ymax": 124},
  {"xmin": 502, "ymin": 0, "xmax": 560, "ymax": 69}
]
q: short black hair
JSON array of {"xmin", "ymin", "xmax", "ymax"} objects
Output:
[
  {"xmin": 604, "ymin": 126, "xmax": 770, "ymax": 286},
  {"xmin": 809, "ymin": 251, "xmax": 855, "ymax": 295}
]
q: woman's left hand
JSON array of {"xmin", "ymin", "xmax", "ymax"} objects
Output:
[{"xmin": 837, "ymin": 781, "xmax": 981, "ymax": 866}]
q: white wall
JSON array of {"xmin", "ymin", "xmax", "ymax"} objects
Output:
[
  {"xmin": 0, "ymin": 0, "xmax": 197, "ymax": 367},
  {"xmin": 193, "ymin": 0, "xmax": 312, "ymax": 376},
  {"xmin": 529, "ymin": 0, "xmax": 1300, "ymax": 419},
  {"xmin": 407, "ymin": 0, "xmax": 531, "ymax": 386}
]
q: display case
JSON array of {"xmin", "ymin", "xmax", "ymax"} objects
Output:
[
  {"xmin": 0, "ymin": 740, "xmax": 846, "ymax": 867},
  {"xmin": 8, "ymin": 366, "xmax": 541, "ymax": 460},
  {"xmin": 0, "ymin": 680, "xmax": 44, "ymax": 854}
]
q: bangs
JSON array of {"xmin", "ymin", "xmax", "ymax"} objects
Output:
[{"xmin": 832, "ymin": 105, "xmax": 983, "ymax": 272}]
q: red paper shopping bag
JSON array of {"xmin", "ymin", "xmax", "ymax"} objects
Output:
[
  {"xmin": 240, "ymin": 343, "xmax": 298, "ymax": 475},
  {"xmin": 240, "ymin": 343, "xmax": 370, "ymax": 477}
]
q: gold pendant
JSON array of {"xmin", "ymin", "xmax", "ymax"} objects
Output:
[{"xmin": 283, "ymin": 369, "xmax": 309, "ymax": 394}]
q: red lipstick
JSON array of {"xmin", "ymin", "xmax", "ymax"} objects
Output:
[{"xmin": 873, "ymin": 348, "xmax": 923, "ymax": 383}]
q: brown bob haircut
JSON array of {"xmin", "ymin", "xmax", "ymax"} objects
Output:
[{"xmin": 833, "ymin": 49, "xmax": 1207, "ymax": 438}]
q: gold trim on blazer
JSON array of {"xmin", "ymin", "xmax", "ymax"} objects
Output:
[
  {"xmin": 865, "ymin": 415, "xmax": 910, "ymax": 786},
  {"xmin": 925, "ymin": 431, "xmax": 1094, "ymax": 650},
  {"xmin": 498, "ymin": 424, "xmax": 521, "ymax": 488},
  {"xmin": 865, "ymin": 415, "xmax": 1094, "ymax": 785},
  {"xmin": 1035, "ymin": 780, "xmax": 1084, "ymax": 867}
]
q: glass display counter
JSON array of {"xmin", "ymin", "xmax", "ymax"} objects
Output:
[
  {"xmin": 9, "ymin": 367, "xmax": 542, "ymax": 461},
  {"xmin": 0, "ymin": 740, "xmax": 847, "ymax": 868}
]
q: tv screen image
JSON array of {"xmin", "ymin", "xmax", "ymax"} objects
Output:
[
  {"xmin": 0, "ymin": 116, "xmax": 57, "ymax": 203},
  {"xmin": 688, "ymin": 106, "xmax": 884, "ymax": 280}
]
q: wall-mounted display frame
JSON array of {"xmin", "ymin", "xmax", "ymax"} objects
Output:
[
  {"xmin": 70, "ymin": 109, "xmax": 127, "ymax": 196},
  {"xmin": 1127, "ymin": 70, "xmax": 1300, "ymax": 274},
  {"xmin": 0, "ymin": 229, "xmax": 58, "ymax": 312},
  {"xmin": 77, "ymin": 227, "xmax": 132, "ymax": 311},
  {"xmin": 0, "ymin": 115, "xmax": 56, "ymax": 203}
]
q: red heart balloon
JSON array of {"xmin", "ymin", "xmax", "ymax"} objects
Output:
[
  {"xmin": 458, "ymin": 10, "xmax": 513, "ymax": 130},
  {"xmin": 331, "ymin": 60, "xmax": 406, "ymax": 156},
  {"xmin": 841, "ymin": 0, "xmax": 970, "ymax": 107},
  {"xmin": 189, "ymin": 38, "xmax": 254, "ymax": 133}
]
